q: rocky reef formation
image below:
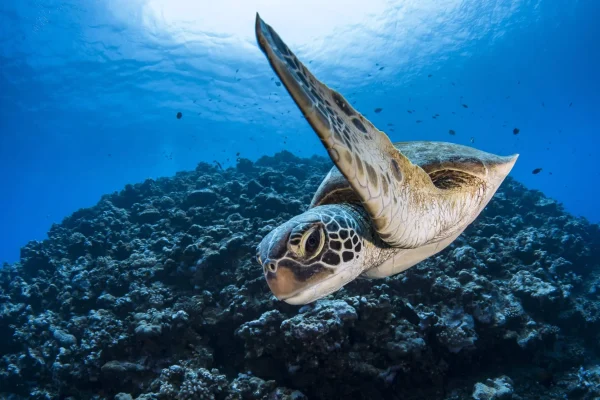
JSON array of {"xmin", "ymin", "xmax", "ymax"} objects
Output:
[{"xmin": 1, "ymin": 151, "xmax": 599, "ymax": 400}]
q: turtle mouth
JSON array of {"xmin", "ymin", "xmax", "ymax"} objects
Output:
[
  {"xmin": 266, "ymin": 264, "xmax": 361, "ymax": 305},
  {"xmin": 279, "ymin": 291, "xmax": 314, "ymax": 305},
  {"xmin": 279, "ymin": 284, "xmax": 338, "ymax": 305},
  {"xmin": 277, "ymin": 273, "xmax": 347, "ymax": 305},
  {"xmin": 268, "ymin": 278, "xmax": 323, "ymax": 305}
]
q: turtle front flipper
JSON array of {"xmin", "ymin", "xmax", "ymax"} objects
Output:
[{"xmin": 255, "ymin": 14, "xmax": 482, "ymax": 248}]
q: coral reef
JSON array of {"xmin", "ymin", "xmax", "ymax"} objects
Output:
[{"xmin": 1, "ymin": 151, "xmax": 599, "ymax": 399}]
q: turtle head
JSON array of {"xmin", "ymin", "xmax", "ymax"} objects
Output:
[{"xmin": 256, "ymin": 205, "xmax": 366, "ymax": 305}]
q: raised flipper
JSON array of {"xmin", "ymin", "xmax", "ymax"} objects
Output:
[{"xmin": 255, "ymin": 13, "xmax": 517, "ymax": 248}]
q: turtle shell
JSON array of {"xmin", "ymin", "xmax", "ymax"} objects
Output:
[{"xmin": 310, "ymin": 141, "xmax": 517, "ymax": 208}]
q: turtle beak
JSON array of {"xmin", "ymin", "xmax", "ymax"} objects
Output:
[
  {"xmin": 257, "ymin": 222, "xmax": 303, "ymax": 301},
  {"xmin": 263, "ymin": 259, "xmax": 303, "ymax": 301}
]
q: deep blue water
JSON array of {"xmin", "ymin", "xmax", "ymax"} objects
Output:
[{"xmin": 0, "ymin": 0, "xmax": 598, "ymax": 264}]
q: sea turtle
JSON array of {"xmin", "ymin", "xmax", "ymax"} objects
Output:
[{"xmin": 253, "ymin": 13, "xmax": 518, "ymax": 305}]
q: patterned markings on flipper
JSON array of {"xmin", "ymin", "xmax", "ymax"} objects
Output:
[
  {"xmin": 255, "ymin": 14, "xmax": 448, "ymax": 249},
  {"xmin": 255, "ymin": 14, "xmax": 518, "ymax": 250}
]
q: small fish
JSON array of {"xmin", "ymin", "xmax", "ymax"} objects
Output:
[
  {"xmin": 176, "ymin": 112, "xmax": 182, "ymax": 119},
  {"xmin": 416, "ymin": 120, "xmax": 422, "ymax": 123},
  {"xmin": 569, "ymin": 102, "xmax": 573, "ymax": 107},
  {"xmin": 236, "ymin": 152, "xmax": 240, "ymax": 156},
  {"xmin": 213, "ymin": 160, "xmax": 223, "ymax": 170},
  {"xmin": 428, "ymin": 74, "xmax": 433, "ymax": 78},
  {"xmin": 374, "ymin": 107, "xmax": 383, "ymax": 113},
  {"xmin": 449, "ymin": 129, "xmax": 456, "ymax": 135},
  {"xmin": 513, "ymin": 128, "xmax": 520, "ymax": 135},
  {"xmin": 379, "ymin": 66, "xmax": 384, "ymax": 70},
  {"xmin": 275, "ymin": 81, "xmax": 281, "ymax": 87},
  {"xmin": 407, "ymin": 110, "xmax": 413, "ymax": 114},
  {"xmin": 532, "ymin": 168, "xmax": 542, "ymax": 175},
  {"xmin": 451, "ymin": 82, "xmax": 455, "ymax": 86},
  {"xmin": 470, "ymin": 137, "xmax": 475, "ymax": 143},
  {"xmin": 462, "ymin": 104, "xmax": 468, "ymax": 108}
]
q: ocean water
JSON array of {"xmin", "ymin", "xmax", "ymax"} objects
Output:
[
  {"xmin": 0, "ymin": 0, "xmax": 598, "ymax": 263},
  {"xmin": 1, "ymin": 1, "xmax": 600, "ymax": 398}
]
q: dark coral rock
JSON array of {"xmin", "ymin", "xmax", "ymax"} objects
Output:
[
  {"xmin": 245, "ymin": 179, "xmax": 264, "ymax": 198},
  {"xmin": 236, "ymin": 158, "xmax": 255, "ymax": 174},
  {"xmin": 472, "ymin": 375, "xmax": 514, "ymax": 399},
  {"xmin": 20, "ymin": 240, "xmax": 54, "ymax": 273},
  {"xmin": 0, "ymin": 151, "xmax": 599, "ymax": 400},
  {"xmin": 186, "ymin": 189, "xmax": 218, "ymax": 207}
]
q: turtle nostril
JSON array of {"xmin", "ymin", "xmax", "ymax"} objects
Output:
[{"xmin": 267, "ymin": 262, "xmax": 277, "ymax": 273}]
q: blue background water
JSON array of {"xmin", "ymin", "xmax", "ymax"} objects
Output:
[{"xmin": 0, "ymin": 0, "xmax": 598, "ymax": 264}]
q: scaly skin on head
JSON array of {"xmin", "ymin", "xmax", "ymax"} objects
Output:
[{"xmin": 256, "ymin": 204, "xmax": 396, "ymax": 304}]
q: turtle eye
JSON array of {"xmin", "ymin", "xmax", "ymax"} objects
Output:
[{"xmin": 300, "ymin": 225, "xmax": 324, "ymax": 261}]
